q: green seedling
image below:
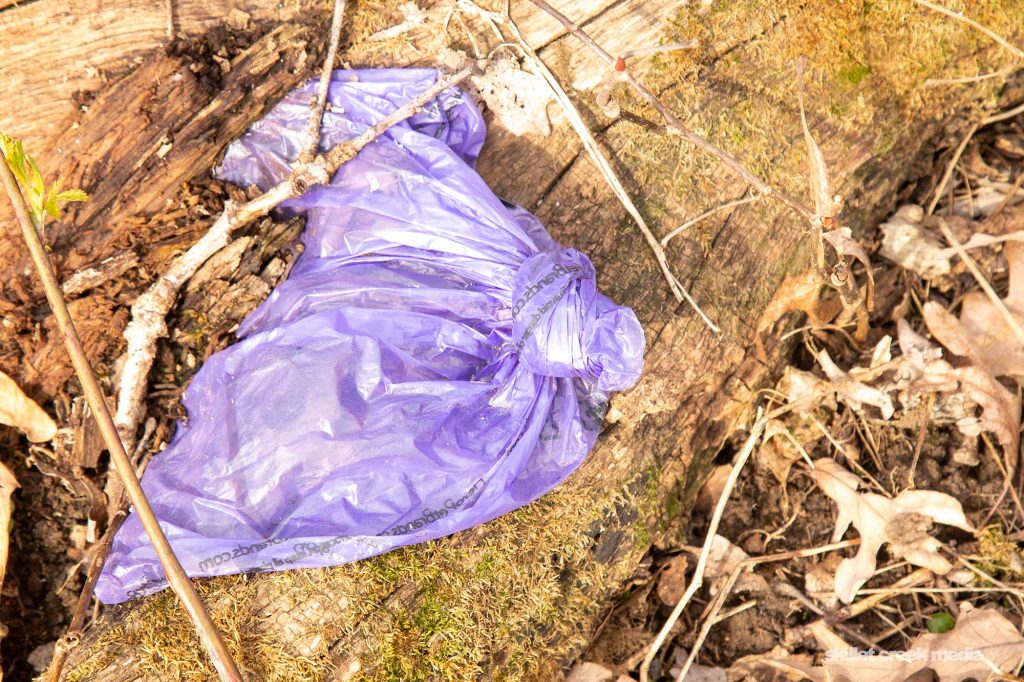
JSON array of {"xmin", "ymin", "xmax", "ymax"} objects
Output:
[{"xmin": 0, "ymin": 132, "xmax": 87, "ymax": 231}]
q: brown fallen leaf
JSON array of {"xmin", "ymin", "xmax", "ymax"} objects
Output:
[
  {"xmin": 824, "ymin": 226, "xmax": 875, "ymax": 311},
  {"xmin": 816, "ymin": 349, "xmax": 895, "ymax": 419},
  {"xmin": 704, "ymin": 534, "xmax": 768, "ymax": 596},
  {"xmin": 0, "ymin": 461, "xmax": 17, "ymax": 651},
  {"xmin": 759, "ymin": 420, "xmax": 807, "ymax": 486},
  {"xmin": 808, "ymin": 607, "xmax": 1024, "ymax": 682},
  {"xmin": 893, "ymin": 319, "xmax": 958, "ymax": 397},
  {"xmin": 695, "ymin": 464, "xmax": 731, "ymax": 514},
  {"xmin": 0, "ymin": 369, "xmax": 56, "ymax": 442},
  {"xmin": 952, "ymin": 364, "xmax": 1021, "ymax": 458},
  {"xmin": 754, "ymin": 269, "xmax": 842, "ymax": 358},
  {"xmin": 656, "ymin": 554, "xmax": 690, "ymax": 606},
  {"xmin": 922, "ymin": 301, "xmax": 1022, "ymax": 455},
  {"xmin": 730, "ymin": 645, "xmax": 821, "ymax": 682},
  {"xmin": 923, "ymin": 241, "xmax": 1024, "ymax": 378},
  {"xmin": 810, "ymin": 458, "xmax": 974, "ymax": 603},
  {"xmin": 879, "ymin": 204, "xmax": 951, "ymax": 279}
]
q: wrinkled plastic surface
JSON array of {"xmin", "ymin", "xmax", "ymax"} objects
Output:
[{"xmin": 97, "ymin": 69, "xmax": 644, "ymax": 603}]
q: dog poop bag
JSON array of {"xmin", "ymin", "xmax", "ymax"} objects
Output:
[{"xmin": 97, "ymin": 69, "xmax": 644, "ymax": 603}]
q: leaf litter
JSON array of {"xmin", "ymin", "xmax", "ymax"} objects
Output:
[{"xmin": 581, "ymin": 66, "xmax": 1024, "ymax": 682}]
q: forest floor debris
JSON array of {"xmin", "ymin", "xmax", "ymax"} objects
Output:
[{"xmin": 576, "ymin": 98, "xmax": 1024, "ymax": 682}]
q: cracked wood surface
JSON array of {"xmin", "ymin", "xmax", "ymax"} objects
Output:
[{"xmin": 0, "ymin": 0, "xmax": 1014, "ymax": 679}]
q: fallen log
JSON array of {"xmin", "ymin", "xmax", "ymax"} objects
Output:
[{"xmin": 0, "ymin": 0, "xmax": 1017, "ymax": 679}]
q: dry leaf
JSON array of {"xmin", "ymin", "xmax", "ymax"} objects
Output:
[
  {"xmin": 894, "ymin": 319, "xmax": 958, "ymax": 396},
  {"xmin": 810, "ymin": 458, "xmax": 974, "ymax": 603},
  {"xmin": 0, "ymin": 462, "xmax": 17, "ymax": 605},
  {"xmin": 730, "ymin": 646, "xmax": 822, "ymax": 682},
  {"xmin": 922, "ymin": 295, "xmax": 1023, "ymax": 454},
  {"xmin": 706, "ymin": 534, "xmax": 768, "ymax": 596},
  {"xmin": 879, "ymin": 204, "xmax": 951, "ymax": 278},
  {"xmin": 798, "ymin": 81, "xmax": 838, "ymax": 219},
  {"xmin": 695, "ymin": 464, "xmax": 731, "ymax": 514},
  {"xmin": 816, "ymin": 349, "xmax": 895, "ymax": 419},
  {"xmin": 760, "ymin": 420, "xmax": 806, "ymax": 486},
  {"xmin": 804, "ymin": 554, "xmax": 844, "ymax": 610},
  {"xmin": 657, "ymin": 554, "xmax": 689, "ymax": 606},
  {"xmin": 754, "ymin": 270, "xmax": 842, "ymax": 350},
  {"xmin": 0, "ymin": 369, "xmax": 56, "ymax": 442},
  {"xmin": 668, "ymin": 661, "xmax": 726, "ymax": 682},
  {"xmin": 777, "ymin": 366, "xmax": 835, "ymax": 409},
  {"xmin": 939, "ymin": 240, "xmax": 1024, "ymax": 377},
  {"xmin": 565, "ymin": 662, "xmax": 631, "ymax": 682},
  {"xmin": 952, "ymin": 364, "xmax": 1021, "ymax": 456},
  {"xmin": 809, "ymin": 607, "xmax": 1024, "ymax": 682}
]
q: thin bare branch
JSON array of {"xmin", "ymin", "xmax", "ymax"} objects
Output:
[
  {"xmin": 641, "ymin": 405, "xmax": 769, "ymax": 681},
  {"xmin": 928, "ymin": 120, "xmax": 980, "ymax": 215},
  {"xmin": 165, "ymin": 0, "xmax": 175, "ymax": 40},
  {"xmin": 926, "ymin": 62, "xmax": 1018, "ymax": 87},
  {"xmin": 114, "ymin": 67, "xmax": 472, "ymax": 452},
  {"xmin": 0, "ymin": 146, "xmax": 243, "ymax": 682},
  {"xmin": 462, "ymin": 0, "xmax": 720, "ymax": 331},
  {"xmin": 299, "ymin": 0, "xmax": 347, "ymax": 164},
  {"xmin": 525, "ymin": 0, "xmax": 814, "ymax": 221},
  {"xmin": 984, "ymin": 99, "xmax": 1024, "ymax": 126},
  {"xmin": 936, "ymin": 217, "xmax": 1024, "ymax": 351},
  {"xmin": 672, "ymin": 539, "xmax": 862, "ymax": 681},
  {"xmin": 660, "ymin": 195, "xmax": 759, "ymax": 247},
  {"xmin": 913, "ymin": 0, "xmax": 1024, "ymax": 62},
  {"xmin": 48, "ymin": 505, "xmax": 128, "ymax": 682}
]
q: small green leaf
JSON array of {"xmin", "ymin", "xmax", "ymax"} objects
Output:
[
  {"xmin": 0, "ymin": 131, "xmax": 88, "ymax": 229},
  {"xmin": 53, "ymin": 188, "xmax": 88, "ymax": 203},
  {"xmin": 927, "ymin": 612, "xmax": 955, "ymax": 633}
]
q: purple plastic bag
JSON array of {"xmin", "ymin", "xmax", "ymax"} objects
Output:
[{"xmin": 96, "ymin": 69, "xmax": 644, "ymax": 603}]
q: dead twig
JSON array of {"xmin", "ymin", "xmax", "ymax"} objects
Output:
[
  {"xmin": 165, "ymin": 0, "xmax": 175, "ymax": 40},
  {"xmin": 463, "ymin": 1, "xmax": 720, "ymax": 331},
  {"xmin": 113, "ymin": 67, "xmax": 472, "ymax": 450},
  {"xmin": 928, "ymin": 101, "xmax": 1024, "ymax": 217},
  {"xmin": 640, "ymin": 400, "xmax": 805, "ymax": 682},
  {"xmin": 48, "ymin": 505, "xmax": 128, "ymax": 682},
  {"xmin": 299, "ymin": 0, "xmax": 347, "ymax": 164},
  {"xmin": 936, "ymin": 218, "xmax": 1024, "ymax": 351},
  {"xmin": 524, "ymin": 0, "xmax": 814, "ymax": 222},
  {"xmin": 928, "ymin": 121, "xmax": 980, "ymax": 215},
  {"xmin": 668, "ymin": 539, "xmax": 862, "ymax": 682},
  {"xmin": 0, "ymin": 462, "xmax": 15, "ymax": 662},
  {"xmin": 0, "ymin": 145, "xmax": 243, "ymax": 681},
  {"xmin": 0, "ymin": 462, "xmax": 16, "ymax": 598},
  {"xmin": 913, "ymin": 0, "xmax": 1024, "ymax": 62},
  {"xmin": 660, "ymin": 194, "xmax": 760, "ymax": 247}
]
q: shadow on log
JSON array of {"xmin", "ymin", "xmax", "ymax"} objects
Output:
[{"xmin": 0, "ymin": 0, "xmax": 1017, "ymax": 680}]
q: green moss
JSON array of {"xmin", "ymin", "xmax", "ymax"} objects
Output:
[{"xmin": 837, "ymin": 63, "xmax": 871, "ymax": 86}]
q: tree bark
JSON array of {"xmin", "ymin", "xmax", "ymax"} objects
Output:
[{"xmin": 0, "ymin": 0, "xmax": 1016, "ymax": 680}]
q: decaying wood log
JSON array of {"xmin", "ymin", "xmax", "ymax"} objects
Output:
[
  {"xmin": 0, "ymin": 0, "xmax": 1015, "ymax": 679},
  {"xmin": 0, "ymin": 0, "xmax": 324, "ymax": 154}
]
